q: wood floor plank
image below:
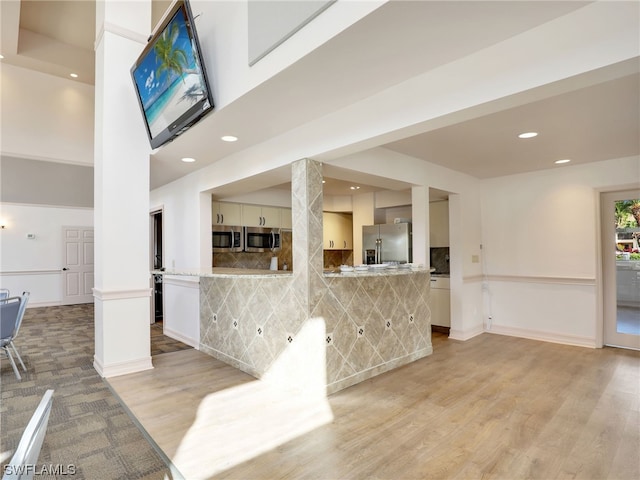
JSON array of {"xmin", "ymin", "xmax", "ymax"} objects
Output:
[{"xmin": 108, "ymin": 332, "xmax": 640, "ymax": 480}]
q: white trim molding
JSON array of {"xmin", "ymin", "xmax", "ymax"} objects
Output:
[
  {"xmin": 463, "ymin": 275, "xmax": 483, "ymax": 283},
  {"xmin": 95, "ymin": 21, "xmax": 149, "ymax": 50},
  {"xmin": 486, "ymin": 274, "xmax": 596, "ymax": 286},
  {"xmin": 163, "ymin": 326, "xmax": 199, "ymax": 349},
  {"xmin": 93, "ymin": 288, "xmax": 152, "ymax": 301},
  {"xmin": 162, "ymin": 276, "xmax": 200, "ymax": 288},
  {"xmin": 449, "ymin": 324, "xmax": 484, "ymax": 341},
  {"xmin": 487, "ymin": 324, "xmax": 596, "ymax": 348},
  {"xmin": 93, "ymin": 355, "xmax": 153, "ymax": 378},
  {"xmin": 0, "ymin": 269, "xmax": 61, "ymax": 276}
]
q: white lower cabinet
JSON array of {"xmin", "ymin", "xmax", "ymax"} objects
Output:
[{"xmin": 430, "ymin": 276, "xmax": 450, "ymax": 327}]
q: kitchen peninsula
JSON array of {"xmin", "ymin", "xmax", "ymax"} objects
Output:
[
  {"xmin": 162, "ymin": 159, "xmax": 433, "ymax": 394},
  {"xmin": 159, "ymin": 263, "xmax": 431, "ymax": 394}
]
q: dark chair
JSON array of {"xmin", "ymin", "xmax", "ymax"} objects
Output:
[
  {"xmin": 2, "ymin": 389, "xmax": 55, "ymax": 480},
  {"xmin": 0, "ymin": 293, "xmax": 30, "ymax": 380}
]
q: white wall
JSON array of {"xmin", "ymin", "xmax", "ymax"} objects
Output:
[
  {"xmin": 0, "ymin": 64, "xmax": 94, "ymax": 165},
  {"xmin": 193, "ymin": 0, "xmax": 384, "ymax": 109},
  {"xmin": 0, "ymin": 203, "xmax": 93, "ymax": 306},
  {"xmin": 162, "ymin": 276, "xmax": 200, "ymax": 348},
  {"xmin": 481, "ymin": 155, "xmax": 640, "ymax": 346},
  {"xmin": 0, "ymin": 65, "xmax": 95, "ymax": 307}
]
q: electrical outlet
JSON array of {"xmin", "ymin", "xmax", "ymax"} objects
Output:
[
  {"xmin": 408, "ymin": 313, "xmax": 415, "ymax": 324},
  {"xmin": 357, "ymin": 326, "xmax": 365, "ymax": 338},
  {"xmin": 212, "ymin": 313, "xmax": 217, "ymax": 323},
  {"xmin": 326, "ymin": 333, "xmax": 333, "ymax": 345}
]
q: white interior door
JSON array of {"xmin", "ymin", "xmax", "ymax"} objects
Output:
[
  {"xmin": 62, "ymin": 226, "xmax": 94, "ymax": 305},
  {"xmin": 602, "ymin": 190, "xmax": 640, "ymax": 350}
]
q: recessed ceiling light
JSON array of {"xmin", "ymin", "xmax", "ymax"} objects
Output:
[
  {"xmin": 518, "ymin": 132, "xmax": 538, "ymax": 139},
  {"xmin": 221, "ymin": 135, "xmax": 238, "ymax": 142},
  {"xmin": 70, "ymin": 73, "xmax": 78, "ymax": 78},
  {"xmin": 181, "ymin": 157, "xmax": 196, "ymax": 163},
  {"xmin": 350, "ymin": 186, "xmax": 360, "ymax": 190},
  {"xmin": 0, "ymin": 54, "xmax": 4, "ymax": 60},
  {"xmin": 555, "ymin": 159, "xmax": 571, "ymax": 164}
]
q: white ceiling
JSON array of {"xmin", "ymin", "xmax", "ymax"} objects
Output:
[{"xmin": 2, "ymin": 0, "xmax": 639, "ymax": 197}]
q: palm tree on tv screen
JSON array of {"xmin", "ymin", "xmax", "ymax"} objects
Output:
[{"xmin": 154, "ymin": 21, "xmax": 191, "ymax": 82}]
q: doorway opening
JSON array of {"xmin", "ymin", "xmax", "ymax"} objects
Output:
[
  {"xmin": 601, "ymin": 190, "xmax": 640, "ymax": 350},
  {"xmin": 150, "ymin": 209, "xmax": 163, "ymax": 323}
]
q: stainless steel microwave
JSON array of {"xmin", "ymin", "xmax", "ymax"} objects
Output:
[
  {"xmin": 212, "ymin": 225, "xmax": 243, "ymax": 253},
  {"xmin": 244, "ymin": 227, "xmax": 281, "ymax": 252}
]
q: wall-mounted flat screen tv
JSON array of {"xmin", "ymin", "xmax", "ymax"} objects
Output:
[{"xmin": 131, "ymin": 0, "xmax": 214, "ymax": 149}]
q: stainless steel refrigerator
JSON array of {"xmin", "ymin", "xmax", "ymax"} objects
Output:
[{"xmin": 362, "ymin": 223, "xmax": 412, "ymax": 264}]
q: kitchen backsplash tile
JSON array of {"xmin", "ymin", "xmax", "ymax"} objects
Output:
[{"xmin": 324, "ymin": 250, "xmax": 354, "ymax": 269}]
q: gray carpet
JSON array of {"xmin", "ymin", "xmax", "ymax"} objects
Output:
[{"xmin": 1, "ymin": 304, "xmax": 188, "ymax": 479}]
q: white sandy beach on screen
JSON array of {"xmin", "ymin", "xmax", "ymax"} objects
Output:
[{"xmin": 149, "ymin": 73, "xmax": 204, "ymax": 137}]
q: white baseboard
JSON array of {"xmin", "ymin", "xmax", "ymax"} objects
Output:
[
  {"xmin": 163, "ymin": 326, "xmax": 199, "ymax": 349},
  {"xmin": 449, "ymin": 324, "xmax": 484, "ymax": 341},
  {"xmin": 26, "ymin": 301, "xmax": 63, "ymax": 308},
  {"xmin": 94, "ymin": 355, "xmax": 154, "ymax": 378},
  {"xmin": 487, "ymin": 324, "xmax": 596, "ymax": 348}
]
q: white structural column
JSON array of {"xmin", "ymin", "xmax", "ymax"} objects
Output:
[
  {"xmin": 411, "ymin": 186, "xmax": 429, "ymax": 267},
  {"xmin": 93, "ymin": 1, "xmax": 153, "ymax": 377}
]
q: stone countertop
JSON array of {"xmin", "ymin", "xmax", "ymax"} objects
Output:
[
  {"xmin": 152, "ymin": 268, "xmax": 293, "ymax": 278},
  {"xmin": 324, "ymin": 267, "xmax": 430, "ymax": 277}
]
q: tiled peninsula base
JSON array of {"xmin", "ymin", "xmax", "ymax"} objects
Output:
[
  {"xmin": 198, "ymin": 269, "xmax": 432, "ymax": 394},
  {"xmin": 199, "ymin": 273, "xmax": 303, "ymax": 379},
  {"xmin": 320, "ymin": 270, "xmax": 432, "ymax": 393}
]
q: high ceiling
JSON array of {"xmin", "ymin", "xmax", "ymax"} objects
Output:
[{"xmin": 1, "ymin": 0, "xmax": 638, "ymax": 196}]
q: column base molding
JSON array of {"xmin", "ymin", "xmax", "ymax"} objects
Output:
[
  {"xmin": 449, "ymin": 325, "xmax": 484, "ymax": 341},
  {"xmin": 94, "ymin": 355, "xmax": 153, "ymax": 378}
]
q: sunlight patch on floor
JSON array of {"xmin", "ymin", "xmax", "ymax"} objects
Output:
[
  {"xmin": 172, "ymin": 317, "xmax": 334, "ymax": 478},
  {"xmin": 172, "ymin": 378, "xmax": 333, "ymax": 479}
]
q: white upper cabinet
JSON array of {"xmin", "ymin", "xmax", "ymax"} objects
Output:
[
  {"xmin": 242, "ymin": 205, "xmax": 281, "ymax": 227},
  {"xmin": 323, "ymin": 212, "xmax": 353, "ymax": 250},
  {"xmin": 212, "ymin": 201, "xmax": 242, "ymax": 225},
  {"xmin": 280, "ymin": 208, "xmax": 292, "ymax": 229},
  {"xmin": 212, "ymin": 201, "xmax": 292, "ymax": 228}
]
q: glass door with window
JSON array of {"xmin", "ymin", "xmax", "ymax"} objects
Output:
[{"xmin": 602, "ymin": 190, "xmax": 640, "ymax": 350}]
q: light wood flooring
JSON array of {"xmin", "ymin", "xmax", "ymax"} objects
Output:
[{"xmin": 108, "ymin": 332, "xmax": 640, "ymax": 480}]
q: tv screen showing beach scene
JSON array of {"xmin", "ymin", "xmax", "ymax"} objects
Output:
[{"xmin": 131, "ymin": 0, "xmax": 213, "ymax": 149}]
